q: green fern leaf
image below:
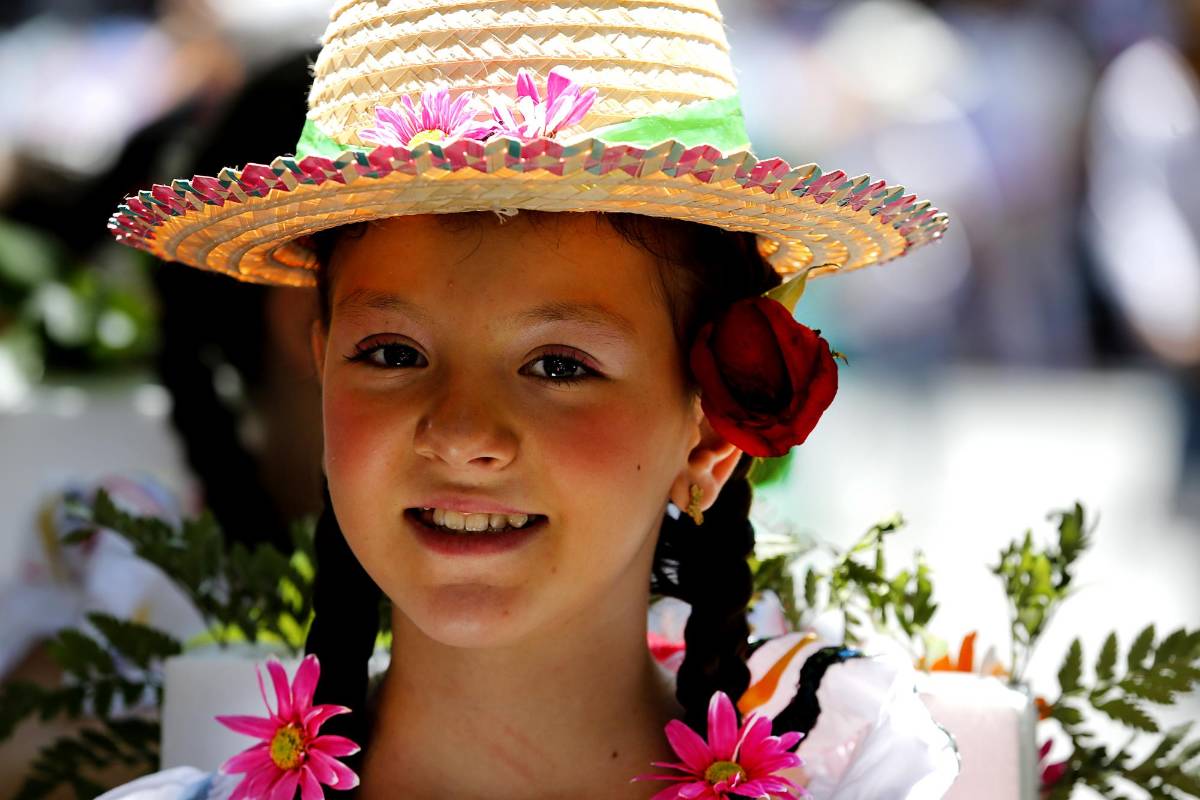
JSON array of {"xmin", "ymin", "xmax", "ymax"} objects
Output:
[
  {"xmin": 1059, "ymin": 638, "xmax": 1083, "ymax": 695},
  {"xmin": 1097, "ymin": 632, "xmax": 1118, "ymax": 681},
  {"xmin": 1094, "ymin": 698, "xmax": 1158, "ymax": 732},
  {"xmin": 1128, "ymin": 625, "xmax": 1156, "ymax": 672},
  {"xmin": 1051, "ymin": 702, "xmax": 1085, "ymax": 727},
  {"xmin": 86, "ymin": 613, "xmax": 182, "ymax": 670}
]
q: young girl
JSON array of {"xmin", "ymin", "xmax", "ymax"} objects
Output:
[{"xmin": 100, "ymin": 1, "xmax": 957, "ymax": 798}]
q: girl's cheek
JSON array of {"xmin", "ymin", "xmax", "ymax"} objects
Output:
[
  {"xmin": 535, "ymin": 397, "xmax": 655, "ymax": 481},
  {"xmin": 323, "ymin": 385, "xmax": 402, "ymax": 476}
]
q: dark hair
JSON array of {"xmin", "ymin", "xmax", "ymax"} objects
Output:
[{"xmin": 304, "ymin": 211, "xmax": 799, "ymax": 786}]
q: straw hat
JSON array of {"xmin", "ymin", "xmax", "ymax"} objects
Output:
[{"xmin": 107, "ymin": 0, "xmax": 949, "ymax": 287}]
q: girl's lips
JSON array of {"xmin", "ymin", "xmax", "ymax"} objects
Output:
[{"xmin": 403, "ymin": 508, "xmax": 546, "ymax": 557}]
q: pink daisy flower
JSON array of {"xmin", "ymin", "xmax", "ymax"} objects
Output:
[
  {"xmin": 632, "ymin": 691, "xmax": 805, "ymax": 800},
  {"xmin": 491, "ymin": 66, "xmax": 598, "ymax": 140},
  {"xmin": 359, "ymin": 86, "xmax": 497, "ymax": 148},
  {"xmin": 215, "ymin": 654, "xmax": 360, "ymax": 800}
]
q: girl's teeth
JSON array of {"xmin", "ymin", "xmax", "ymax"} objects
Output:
[{"xmin": 423, "ymin": 508, "xmax": 532, "ymax": 532}]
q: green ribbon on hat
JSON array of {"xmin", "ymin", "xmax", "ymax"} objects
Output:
[
  {"xmin": 586, "ymin": 93, "xmax": 751, "ymax": 151},
  {"xmin": 293, "ymin": 93, "xmax": 752, "ymax": 159}
]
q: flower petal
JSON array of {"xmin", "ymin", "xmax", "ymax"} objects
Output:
[
  {"xmin": 664, "ymin": 719, "xmax": 714, "ymax": 773},
  {"xmin": 216, "ymin": 714, "xmax": 278, "ymax": 740},
  {"xmin": 742, "ymin": 751, "xmax": 802, "ymax": 776},
  {"xmin": 308, "ymin": 748, "xmax": 360, "ymax": 789},
  {"xmin": 255, "ymin": 663, "xmax": 275, "ymax": 719},
  {"xmin": 303, "ymin": 748, "xmax": 337, "ymax": 785},
  {"xmin": 309, "ymin": 734, "xmax": 361, "ymax": 758},
  {"xmin": 648, "ymin": 784, "xmax": 696, "ymax": 800},
  {"xmin": 706, "ymin": 691, "xmax": 739, "ymax": 761},
  {"xmin": 303, "ymin": 704, "xmax": 352, "ymax": 734},
  {"xmin": 733, "ymin": 714, "xmax": 771, "ymax": 763},
  {"xmin": 267, "ymin": 768, "xmax": 301, "ymax": 800},
  {"xmin": 265, "ymin": 659, "xmax": 294, "ymax": 721},
  {"xmin": 228, "ymin": 775, "xmax": 255, "ymax": 800},
  {"xmin": 492, "ymin": 103, "xmax": 518, "ymax": 132},
  {"xmin": 632, "ymin": 773, "xmax": 697, "ymax": 783},
  {"xmin": 238, "ymin": 765, "xmax": 282, "ymax": 800},
  {"xmin": 516, "ymin": 68, "xmax": 540, "ymax": 102},
  {"xmin": 731, "ymin": 776, "xmax": 799, "ymax": 797},
  {"xmin": 291, "ymin": 655, "xmax": 320, "ymax": 716},
  {"xmin": 678, "ymin": 781, "xmax": 718, "ymax": 799},
  {"xmin": 546, "ymin": 67, "xmax": 573, "ymax": 104},
  {"xmin": 776, "ymin": 731, "xmax": 803, "ymax": 752},
  {"xmin": 560, "ymin": 88, "xmax": 598, "ymax": 129},
  {"xmin": 544, "ymin": 94, "xmax": 576, "ymax": 134},
  {"xmin": 299, "ymin": 766, "xmax": 326, "ymax": 800},
  {"xmin": 220, "ymin": 744, "xmax": 272, "ymax": 775}
]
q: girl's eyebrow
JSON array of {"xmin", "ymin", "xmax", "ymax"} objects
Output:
[{"xmin": 336, "ymin": 289, "xmax": 637, "ymax": 343}]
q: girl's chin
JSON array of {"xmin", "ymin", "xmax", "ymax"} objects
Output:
[{"xmin": 403, "ymin": 583, "xmax": 535, "ymax": 646}]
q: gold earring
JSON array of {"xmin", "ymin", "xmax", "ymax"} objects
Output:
[{"xmin": 686, "ymin": 483, "xmax": 704, "ymax": 526}]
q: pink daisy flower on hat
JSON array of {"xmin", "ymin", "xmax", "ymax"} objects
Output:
[
  {"xmin": 215, "ymin": 654, "xmax": 360, "ymax": 800},
  {"xmin": 492, "ymin": 66, "xmax": 599, "ymax": 140},
  {"xmin": 632, "ymin": 690, "xmax": 805, "ymax": 799},
  {"xmin": 359, "ymin": 86, "xmax": 497, "ymax": 148}
]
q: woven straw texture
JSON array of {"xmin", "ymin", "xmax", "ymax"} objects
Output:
[
  {"xmin": 309, "ymin": 0, "xmax": 738, "ymax": 146},
  {"xmin": 107, "ymin": 0, "xmax": 949, "ymax": 286}
]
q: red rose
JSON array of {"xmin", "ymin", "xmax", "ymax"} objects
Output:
[{"xmin": 688, "ymin": 296, "xmax": 839, "ymax": 458}]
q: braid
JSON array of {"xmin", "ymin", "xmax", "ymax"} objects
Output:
[
  {"xmin": 651, "ymin": 453, "xmax": 757, "ymax": 737},
  {"xmin": 154, "ymin": 266, "xmax": 292, "ymax": 552},
  {"xmin": 305, "ymin": 479, "xmax": 383, "ymax": 789}
]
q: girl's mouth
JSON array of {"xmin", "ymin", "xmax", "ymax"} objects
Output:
[{"xmin": 404, "ymin": 508, "xmax": 548, "ymax": 556}]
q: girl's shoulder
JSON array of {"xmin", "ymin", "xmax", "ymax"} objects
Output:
[
  {"xmin": 94, "ymin": 766, "xmax": 239, "ymax": 800},
  {"xmin": 739, "ymin": 631, "xmax": 961, "ymax": 799}
]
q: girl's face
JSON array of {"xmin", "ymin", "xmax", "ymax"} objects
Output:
[{"xmin": 312, "ymin": 212, "xmax": 705, "ymax": 648}]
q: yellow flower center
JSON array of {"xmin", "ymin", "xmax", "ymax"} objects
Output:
[
  {"xmin": 704, "ymin": 760, "xmax": 747, "ymax": 785},
  {"xmin": 269, "ymin": 725, "xmax": 306, "ymax": 771},
  {"xmin": 408, "ymin": 129, "xmax": 445, "ymax": 147}
]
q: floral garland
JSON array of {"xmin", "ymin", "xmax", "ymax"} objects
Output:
[{"xmin": 213, "ymin": 657, "xmax": 805, "ymax": 800}]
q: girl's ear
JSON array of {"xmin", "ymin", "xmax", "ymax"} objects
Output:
[
  {"xmin": 668, "ymin": 398, "xmax": 742, "ymax": 515},
  {"xmin": 310, "ymin": 318, "xmax": 328, "ymax": 386}
]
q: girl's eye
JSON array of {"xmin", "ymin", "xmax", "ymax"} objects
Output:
[
  {"xmin": 522, "ymin": 351, "xmax": 599, "ymax": 386},
  {"xmin": 346, "ymin": 341, "xmax": 425, "ymax": 369},
  {"xmin": 346, "ymin": 341, "xmax": 599, "ymax": 385}
]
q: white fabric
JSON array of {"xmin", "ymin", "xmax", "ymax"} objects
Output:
[
  {"xmin": 799, "ymin": 654, "xmax": 960, "ymax": 799},
  {"xmin": 93, "ymin": 767, "xmax": 237, "ymax": 800}
]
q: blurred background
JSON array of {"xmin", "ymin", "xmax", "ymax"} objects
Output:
[{"xmin": 0, "ymin": 0, "xmax": 1197, "ymax": 796}]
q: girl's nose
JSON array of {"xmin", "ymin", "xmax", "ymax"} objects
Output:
[{"xmin": 411, "ymin": 377, "xmax": 518, "ymax": 470}]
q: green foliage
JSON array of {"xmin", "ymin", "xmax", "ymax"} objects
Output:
[
  {"xmin": 992, "ymin": 502, "xmax": 1094, "ymax": 683},
  {"xmin": 0, "ymin": 494, "xmax": 326, "ymax": 798},
  {"xmin": 989, "ymin": 503, "xmax": 1200, "ymax": 798},
  {"xmin": 748, "ymin": 553, "xmax": 803, "ymax": 631},
  {"xmin": 67, "ymin": 490, "xmax": 318, "ymax": 650},
  {"xmin": 0, "ymin": 217, "xmax": 157, "ymax": 376},
  {"xmin": 12, "ymin": 718, "xmax": 161, "ymax": 800},
  {"xmin": 801, "ymin": 513, "xmax": 938, "ymax": 656},
  {"xmin": 1044, "ymin": 626, "xmax": 1200, "ymax": 799},
  {"xmin": 3, "ymin": 488, "xmax": 395, "ymax": 798},
  {"xmin": 1, "ymin": 614, "xmax": 180, "ymax": 799}
]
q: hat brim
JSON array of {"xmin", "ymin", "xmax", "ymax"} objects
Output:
[{"xmin": 108, "ymin": 135, "xmax": 948, "ymax": 287}]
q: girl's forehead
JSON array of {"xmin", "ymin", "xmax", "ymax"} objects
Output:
[{"xmin": 330, "ymin": 212, "xmax": 666, "ymax": 317}]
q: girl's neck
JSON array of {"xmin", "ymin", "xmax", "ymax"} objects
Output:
[{"xmin": 359, "ymin": 592, "xmax": 685, "ymax": 799}]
